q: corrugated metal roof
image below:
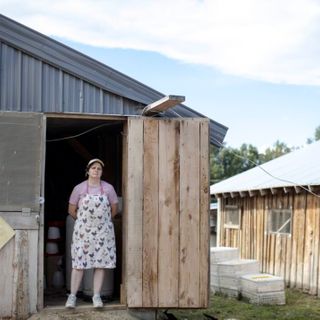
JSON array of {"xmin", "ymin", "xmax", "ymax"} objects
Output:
[
  {"xmin": 0, "ymin": 14, "xmax": 228, "ymax": 146},
  {"xmin": 211, "ymin": 140, "xmax": 320, "ymax": 195}
]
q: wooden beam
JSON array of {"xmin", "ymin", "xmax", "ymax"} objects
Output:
[
  {"xmin": 67, "ymin": 139, "xmax": 93, "ymax": 162},
  {"xmin": 283, "ymin": 187, "xmax": 292, "ymax": 194},
  {"xmin": 270, "ymin": 188, "xmax": 279, "ymax": 195},
  {"xmin": 239, "ymin": 191, "xmax": 247, "ymax": 198},
  {"xmin": 249, "ymin": 190, "xmax": 257, "ymax": 197},
  {"xmin": 142, "ymin": 95, "xmax": 185, "ymax": 115},
  {"xmin": 259, "ymin": 189, "xmax": 268, "ymax": 196},
  {"xmin": 294, "ymin": 186, "xmax": 302, "ymax": 194}
]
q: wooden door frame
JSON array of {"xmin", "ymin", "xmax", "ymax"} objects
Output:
[{"xmin": 42, "ymin": 113, "xmax": 128, "ymax": 309}]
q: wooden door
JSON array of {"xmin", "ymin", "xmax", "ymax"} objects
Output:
[
  {"xmin": 0, "ymin": 112, "xmax": 45, "ymax": 319},
  {"xmin": 124, "ymin": 117, "xmax": 210, "ymax": 308}
]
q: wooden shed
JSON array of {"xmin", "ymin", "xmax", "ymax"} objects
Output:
[
  {"xmin": 0, "ymin": 14, "xmax": 228, "ymax": 319},
  {"xmin": 211, "ymin": 141, "xmax": 320, "ymax": 296}
]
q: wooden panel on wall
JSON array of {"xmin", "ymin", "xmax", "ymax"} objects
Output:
[
  {"xmin": 303, "ymin": 194, "xmax": 314, "ymax": 292},
  {"xmin": 0, "ymin": 212, "xmax": 38, "ymax": 230},
  {"xmin": 199, "ymin": 120, "xmax": 209, "ymax": 307},
  {"xmin": 313, "ymin": 197, "xmax": 320, "ymax": 296},
  {"xmin": 126, "ymin": 118, "xmax": 144, "ymax": 307},
  {"xmin": 0, "ymin": 237, "xmax": 14, "ymax": 317},
  {"xmin": 121, "ymin": 121, "xmax": 128, "ymax": 305},
  {"xmin": 126, "ymin": 118, "xmax": 209, "ymax": 308},
  {"xmin": 179, "ymin": 120, "xmax": 200, "ymax": 307},
  {"xmin": 158, "ymin": 120, "xmax": 180, "ymax": 307},
  {"xmin": 284, "ymin": 194, "xmax": 293, "ymax": 286},
  {"xmin": 28, "ymin": 230, "xmax": 38, "ymax": 314},
  {"xmin": 12, "ymin": 230, "xmax": 30, "ymax": 319},
  {"xmin": 294, "ymin": 194, "xmax": 307, "ymax": 289},
  {"xmin": 142, "ymin": 119, "xmax": 159, "ymax": 307}
]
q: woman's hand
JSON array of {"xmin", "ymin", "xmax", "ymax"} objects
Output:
[
  {"xmin": 68, "ymin": 203, "xmax": 78, "ymax": 219},
  {"xmin": 111, "ymin": 203, "xmax": 118, "ymax": 219}
]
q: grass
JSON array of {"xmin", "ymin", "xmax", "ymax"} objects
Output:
[{"xmin": 166, "ymin": 289, "xmax": 320, "ymax": 320}]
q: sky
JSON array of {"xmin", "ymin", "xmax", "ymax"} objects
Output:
[{"xmin": 1, "ymin": 0, "xmax": 320, "ymax": 151}]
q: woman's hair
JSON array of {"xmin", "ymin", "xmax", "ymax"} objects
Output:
[{"xmin": 85, "ymin": 158, "xmax": 104, "ymax": 176}]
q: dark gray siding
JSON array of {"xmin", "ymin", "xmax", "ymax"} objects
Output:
[{"xmin": 0, "ymin": 14, "xmax": 228, "ymax": 145}]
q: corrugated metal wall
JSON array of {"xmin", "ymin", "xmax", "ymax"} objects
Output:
[
  {"xmin": 0, "ymin": 42, "xmax": 139, "ymax": 115},
  {"xmin": 0, "ymin": 14, "xmax": 228, "ymax": 146}
]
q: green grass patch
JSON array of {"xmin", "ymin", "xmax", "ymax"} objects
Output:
[{"xmin": 163, "ymin": 289, "xmax": 320, "ymax": 320}]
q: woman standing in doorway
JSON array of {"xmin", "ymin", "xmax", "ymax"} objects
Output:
[{"xmin": 65, "ymin": 158, "xmax": 118, "ymax": 308}]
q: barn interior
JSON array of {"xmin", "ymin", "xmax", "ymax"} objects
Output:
[{"xmin": 44, "ymin": 116, "xmax": 124, "ymax": 307}]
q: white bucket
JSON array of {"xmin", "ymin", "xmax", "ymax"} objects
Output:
[
  {"xmin": 46, "ymin": 242, "xmax": 59, "ymax": 255},
  {"xmin": 48, "ymin": 226, "xmax": 61, "ymax": 239},
  {"xmin": 83, "ymin": 268, "xmax": 114, "ymax": 297},
  {"xmin": 52, "ymin": 270, "xmax": 64, "ymax": 288}
]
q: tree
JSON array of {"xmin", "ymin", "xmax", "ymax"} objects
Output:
[
  {"xmin": 210, "ymin": 141, "xmax": 291, "ymax": 185},
  {"xmin": 262, "ymin": 140, "xmax": 291, "ymax": 162},
  {"xmin": 307, "ymin": 125, "xmax": 320, "ymax": 144},
  {"xmin": 315, "ymin": 126, "xmax": 320, "ymax": 141},
  {"xmin": 210, "ymin": 143, "xmax": 261, "ymax": 184}
]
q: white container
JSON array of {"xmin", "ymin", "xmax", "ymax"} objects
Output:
[
  {"xmin": 212, "ymin": 259, "xmax": 259, "ymax": 277},
  {"xmin": 83, "ymin": 268, "xmax": 114, "ymax": 298},
  {"xmin": 210, "ymin": 247, "xmax": 239, "ymax": 264},
  {"xmin": 46, "ymin": 242, "xmax": 59, "ymax": 255},
  {"xmin": 240, "ymin": 273, "xmax": 285, "ymax": 293},
  {"xmin": 48, "ymin": 226, "xmax": 61, "ymax": 240},
  {"xmin": 52, "ymin": 270, "xmax": 64, "ymax": 288}
]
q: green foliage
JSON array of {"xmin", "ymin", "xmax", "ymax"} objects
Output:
[
  {"xmin": 210, "ymin": 143, "xmax": 262, "ymax": 184},
  {"xmin": 261, "ymin": 140, "xmax": 291, "ymax": 163},
  {"xmin": 211, "ymin": 125, "xmax": 320, "ymax": 185},
  {"xmin": 315, "ymin": 125, "xmax": 320, "ymax": 141},
  {"xmin": 307, "ymin": 125, "xmax": 320, "ymax": 144}
]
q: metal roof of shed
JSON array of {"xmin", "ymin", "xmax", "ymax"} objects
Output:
[
  {"xmin": 211, "ymin": 140, "xmax": 320, "ymax": 196},
  {"xmin": 0, "ymin": 14, "xmax": 227, "ymax": 146}
]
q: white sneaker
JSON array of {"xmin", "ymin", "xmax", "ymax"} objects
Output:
[
  {"xmin": 92, "ymin": 294, "xmax": 103, "ymax": 308},
  {"xmin": 65, "ymin": 294, "xmax": 76, "ymax": 308}
]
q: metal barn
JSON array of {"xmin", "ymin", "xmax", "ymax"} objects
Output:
[{"xmin": 0, "ymin": 14, "xmax": 227, "ymax": 319}]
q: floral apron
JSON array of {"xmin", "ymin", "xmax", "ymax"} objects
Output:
[{"xmin": 71, "ymin": 183, "xmax": 116, "ymax": 269}]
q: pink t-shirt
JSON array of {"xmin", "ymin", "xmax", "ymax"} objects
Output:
[{"xmin": 69, "ymin": 180, "xmax": 118, "ymax": 206}]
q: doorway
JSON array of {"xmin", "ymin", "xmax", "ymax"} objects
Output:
[{"xmin": 43, "ymin": 115, "xmax": 124, "ymax": 307}]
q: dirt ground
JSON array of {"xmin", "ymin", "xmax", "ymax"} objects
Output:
[{"xmin": 27, "ymin": 308, "xmax": 158, "ymax": 320}]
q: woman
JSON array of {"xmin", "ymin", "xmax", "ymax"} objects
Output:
[{"xmin": 65, "ymin": 158, "xmax": 118, "ymax": 308}]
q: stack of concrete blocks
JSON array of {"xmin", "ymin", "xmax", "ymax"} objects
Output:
[{"xmin": 240, "ymin": 273, "xmax": 286, "ymax": 305}]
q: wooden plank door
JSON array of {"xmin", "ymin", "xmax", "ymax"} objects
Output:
[
  {"xmin": 0, "ymin": 112, "xmax": 45, "ymax": 319},
  {"xmin": 124, "ymin": 117, "xmax": 210, "ymax": 308}
]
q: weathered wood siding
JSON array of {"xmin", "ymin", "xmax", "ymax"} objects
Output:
[
  {"xmin": 125, "ymin": 117, "xmax": 210, "ymax": 308},
  {"xmin": 0, "ymin": 112, "xmax": 44, "ymax": 319},
  {"xmin": 218, "ymin": 191, "xmax": 320, "ymax": 295}
]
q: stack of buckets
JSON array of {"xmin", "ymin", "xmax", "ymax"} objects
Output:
[
  {"xmin": 65, "ymin": 215, "xmax": 114, "ymax": 299},
  {"xmin": 46, "ymin": 224, "xmax": 64, "ymax": 289}
]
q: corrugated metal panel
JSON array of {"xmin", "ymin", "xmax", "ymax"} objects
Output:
[
  {"xmin": 21, "ymin": 53, "xmax": 42, "ymax": 111},
  {"xmin": 0, "ymin": 14, "xmax": 228, "ymax": 146},
  {"xmin": 42, "ymin": 64, "xmax": 62, "ymax": 112},
  {"xmin": 211, "ymin": 140, "xmax": 320, "ymax": 195},
  {"xmin": 63, "ymin": 73, "xmax": 81, "ymax": 112},
  {"xmin": 0, "ymin": 43, "xmax": 20, "ymax": 111},
  {"xmin": 103, "ymin": 92, "xmax": 124, "ymax": 114},
  {"xmin": 83, "ymin": 82, "xmax": 101, "ymax": 113}
]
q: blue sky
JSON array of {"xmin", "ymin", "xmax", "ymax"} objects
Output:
[{"xmin": 2, "ymin": 0, "xmax": 320, "ymax": 150}]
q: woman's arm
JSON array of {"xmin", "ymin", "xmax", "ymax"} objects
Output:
[
  {"xmin": 111, "ymin": 203, "xmax": 118, "ymax": 219},
  {"xmin": 68, "ymin": 203, "xmax": 78, "ymax": 219}
]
